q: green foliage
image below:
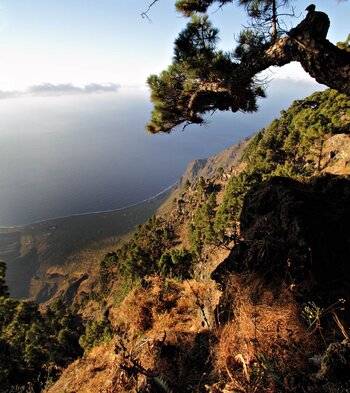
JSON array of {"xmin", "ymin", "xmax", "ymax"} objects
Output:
[
  {"xmin": 237, "ymin": 0, "xmax": 290, "ymax": 39},
  {"xmin": 158, "ymin": 248, "xmax": 194, "ymax": 279},
  {"xmin": 174, "ymin": 15, "xmax": 219, "ymax": 72},
  {"xmin": 97, "ymin": 216, "xmax": 178, "ymax": 303},
  {"xmin": 234, "ymin": 28, "xmax": 266, "ymax": 60},
  {"xmin": 337, "ymin": 34, "xmax": 350, "ymax": 52},
  {"xmin": 0, "ymin": 295, "xmax": 84, "ymax": 392},
  {"xmin": 175, "ymin": 0, "xmax": 285, "ymax": 19},
  {"xmin": 97, "ymin": 217, "xmax": 194, "ymax": 304},
  {"xmin": 196, "ymin": 176, "xmax": 206, "ymax": 194},
  {"xmin": 192, "ymin": 177, "xmax": 217, "ymax": 203},
  {"xmin": 79, "ymin": 317, "xmax": 113, "ymax": 352},
  {"xmin": 217, "ymin": 166, "xmax": 225, "ymax": 178},
  {"xmin": 188, "ymin": 191, "xmax": 218, "ymax": 255},
  {"xmin": 183, "ymin": 179, "xmax": 191, "ymax": 190},
  {"xmin": 175, "ymin": 0, "xmax": 231, "ymax": 17},
  {"xmin": 214, "ymin": 172, "xmax": 254, "ymax": 242},
  {"xmin": 114, "ymin": 277, "xmax": 140, "ymax": 307},
  {"xmin": 184, "ymin": 90, "xmax": 349, "ymax": 250},
  {"xmin": 146, "ymin": 9, "xmax": 265, "ymax": 133},
  {"xmin": 146, "ymin": 62, "xmax": 202, "ymax": 133},
  {"xmin": 117, "ymin": 216, "xmax": 176, "ymax": 280},
  {"xmin": 212, "ymin": 89, "xmax": 349, "ymax": 243},
  {"xmin": 0, "ymin": 260, "xmax": 9, "ymax": 297},
  {"xmin": 301, "ymin": 299, "xmax": 346, "ymax": 332},
  {"xmin": 99, "ymin": 252, "xmax": 118, "ymax": 295},
  {"xmin": 244, "ymin": 89, "xmax": 350, "ymax": 178},
  {"xmin": 147, "ymin": 0, "xmax": 319, "ymax": 133}
]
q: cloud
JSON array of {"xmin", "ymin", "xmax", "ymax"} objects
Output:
[
  {"xmin": 27, "ymin": 82, "xmax": 120, "ymax": 96},
  {"xmin": 0, "ymin": 82, "xmax": 120, "ymax": 99},
  {"xmin": 27, "ymin": 83, "xmax": 82, "ymax": 95},
  {"xmin": 82, "ymin": 83, "xmax": 120, "ymax": 93},
  {"xmin": 0, "ymin": 90, "xmax": 21, "ymax": 99}
]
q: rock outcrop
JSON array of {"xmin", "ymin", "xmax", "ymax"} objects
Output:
[{"xmin": 213, "ymin": 175, "xmax": 350, "ymax": 299}]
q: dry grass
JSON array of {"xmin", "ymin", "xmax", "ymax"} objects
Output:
[
  {"xmin": 110, "ymin": 272, "xmax": 319, "ymax": 392},
  {"xmin": 213, "ymin": 274, "xmax": 318, "ymax": 392},
  {"xmin": 116, "ymin": 276, "xmax": 220, "ymax": 340},
  {"xmin": 47, "ymin": 273, "xmax": 321, "ymax": 393},
  {"xmin": 46, "ymin": 341, "xmax": 117, "ymax": 393},
  {"xmin": 104, "ymin": 276, "xmax": 222, "ymax": 391}
]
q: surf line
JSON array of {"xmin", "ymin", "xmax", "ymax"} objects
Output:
[{"xmin": 0, "ymin": 181, "xmax": 180, "ymax": 229}]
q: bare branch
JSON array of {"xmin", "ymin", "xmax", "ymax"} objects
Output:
[{"xmin": 141, "ymin": 0, "xmax": 160, "ymax": 22}]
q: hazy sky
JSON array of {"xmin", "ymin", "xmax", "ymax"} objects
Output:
[{"xmin": 0, "ymin": 0, "xmax": 348, "ymax": 91}]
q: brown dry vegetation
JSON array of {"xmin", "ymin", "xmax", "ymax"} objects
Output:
[
  {"xmin": 45, "ymin": 92, "xmax": 350, "ymax": 392},
  {"xmin": 45, "ymin": 341, "xmax": 117, "ymax": 393},
  {"xmin": 213, "ymin": 274, "xmax": 318, "ymax": 393},
  {"xmin": 46, "ymin": 169, "xmax": 350, "ymax": 393},
  {"xmin": 46, "ymin": 272, "xmax": 322, "ymax": 393}
]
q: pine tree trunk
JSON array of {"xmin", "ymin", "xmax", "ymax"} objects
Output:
[{"xmin": 271, "ymin": 0, "xmax": 277, "ymax": 39}]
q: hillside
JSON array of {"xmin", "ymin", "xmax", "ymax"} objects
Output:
[
  {"xmin": 180, "ymin": 138, "xmax": 251, "ymax": 185},
  {"xmin": 1, "ymin": 89, "xmax": 350, "ymax": 393},
  {"xmin": 0, "ymin": 186, "xmax": 173, "ymax": 302}
]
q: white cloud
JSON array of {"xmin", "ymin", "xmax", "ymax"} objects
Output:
[
  {"xmin": 268, "ymin": 62, "xmax": 316, "ymax": 82},
  {"xmin": 0, "ymin": 90, "xmax": 21, "ymax": 99},
  {"xmin": 0, "ymin": 82, "xmax": 120, "ymax": 99},
  {"xmin": 27, "ymin": 82, "xmax": 120, "ymax": 96}
]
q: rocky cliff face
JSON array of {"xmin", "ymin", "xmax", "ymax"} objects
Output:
[
  {"xmin": 321, "ymin": 134, "xmax": 350, "ymax": 175},
  {"xmin": 6, "ymin": 89, "xmax": 349, "ymax": 393},
  {"xmin": 180, "ymin": 138, "xmax": 251, "ymax": 185},
  {"xmin": 213, "ymin": 175, "xmax": 350, "ymax": 298}
]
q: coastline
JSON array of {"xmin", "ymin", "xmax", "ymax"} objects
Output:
[
  {"xmin": 0, "ymin": 181, "xmax": 179, "ymax": 231},
  {"xmin": 1, "ymin": 182, "xmax": 178, "ymax": 299}
]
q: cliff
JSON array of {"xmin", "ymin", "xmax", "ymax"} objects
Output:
[
  {"xmin": 180, "ymin": 137, "xmax": 251, "ymax": 185},
  {"xmin": 1, "ymin": 88, "xmax": 350, "ymax": 392},
  {"xmin": 44, "ymin": 89, "xmax": 350, "ymax": 393}
]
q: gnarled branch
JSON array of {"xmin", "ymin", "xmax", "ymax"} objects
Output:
[{"xmin": 146, "ymin": 9, "xmax": 350, "ymax": 133}]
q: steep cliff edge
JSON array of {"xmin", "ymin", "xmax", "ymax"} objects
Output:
[
  {"xmin": 180, "ymin": 138, "xmax": 251, "ymax": 185},
  {"xmin": 213, "ymin": 175, "xmax": 350, "ymax": 293},
  {"xmin": 2, "ymin": 89, "xmax": 350, "ymax": 392},
  {"xmin": 43, "ymin": 89, "xmax": 350, "ymax": 393}
]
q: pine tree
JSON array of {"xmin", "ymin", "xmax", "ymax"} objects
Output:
[
  {"xmin": 146, "ymin": 1, "xmax": 350, "ymax": 133},
  {"xmin": 0, "ymin": 261, "xmax": 9, "ymax": 298}
]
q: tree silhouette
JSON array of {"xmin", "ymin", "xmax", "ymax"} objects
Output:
[
  {"xmin": 146, "ymin": 1, "xmax": 350, "ymax": 133},
  {"xmin": 0, "ymin": 261, "xmax": 9, "ymax": 297}
]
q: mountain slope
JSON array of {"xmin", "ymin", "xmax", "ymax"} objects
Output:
[
  {"xmin": 1, "ymin": 186, "xmax": 173, "ymax": 301},
  {"xmin": 1, "ymin": 88, "xmax": 350, "ymax": 392},
  {"xmin": 44, "ymin": 88, "xmax": 350, "ymax": 393}
]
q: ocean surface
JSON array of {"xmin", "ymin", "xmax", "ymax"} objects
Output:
[{"xmin": 0, "ymin": 81, "xmax": 321, "ymax": 227}]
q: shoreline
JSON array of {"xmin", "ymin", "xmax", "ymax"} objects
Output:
[
  {"xmin": 2, "ymin": 181, "xmax": 178, "ymax": 299},
  {"xmin": 0, "ymin": 181, "xmax": 179, "ymax": 230}
]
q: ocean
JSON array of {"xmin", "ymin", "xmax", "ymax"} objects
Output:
[{"xmin": 0, "ymin": 81, "xmax": 321, "ymax": 227}]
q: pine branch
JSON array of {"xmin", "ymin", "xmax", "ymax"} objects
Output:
[{"xmin": 141, "ymin": 0, "xmax": 160, "ymax": 22}]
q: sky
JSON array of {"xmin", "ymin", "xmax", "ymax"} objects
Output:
[{"xmin": 0, "ymin": 0, "xmax": 348, "ymax": 92}]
